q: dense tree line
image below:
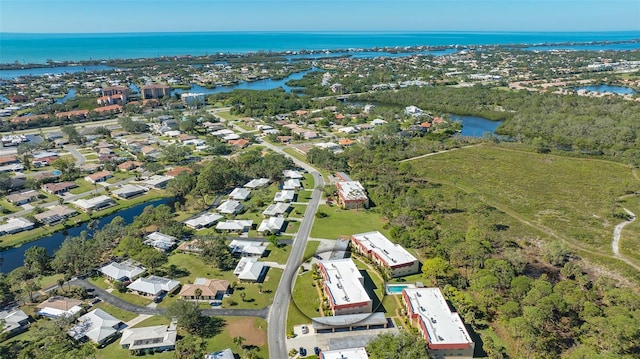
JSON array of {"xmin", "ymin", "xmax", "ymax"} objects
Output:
[
  {"xmin": 358, "ymin": 86, "xmax": 640, "ymax": 165},
  {"xmin": 209, "ymin": 89, "xmax": 312, "ymax": 117}
]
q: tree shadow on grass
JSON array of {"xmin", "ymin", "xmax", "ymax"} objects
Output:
[{"xmin": 197, "ymin": 316, "xmax": 226, "ymax": 338}]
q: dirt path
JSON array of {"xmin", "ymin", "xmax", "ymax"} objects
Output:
[
  {"xmin": 399, "ymin": 144, "xmax": 482, "ymax": 163},
  {"xmin": 612, "ymin": 208, "xmax": 636, "ymax": 257}
]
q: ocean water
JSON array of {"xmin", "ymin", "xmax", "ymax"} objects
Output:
[{"xmin": 1, "ymin": 31, "xmax": 639, "ymax": 64}]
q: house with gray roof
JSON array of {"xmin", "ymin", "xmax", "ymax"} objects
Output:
[
  {"xmin": 0, "ymin": 308, "xmax": 30, "ymax": 337},
  {"xmin": 99, "ymin": 260, "xmax": 146, "ymax": 282},
  {"xmin": 68, "ymin": 308, "xmax": 122, "ymax": 345},
  {"xmin": 127, "ymin": 276, "xmax": 180, "ymax": 297},
  {"xmin": 120, "ymin": 320, "xmax": 177, "ymax": 352}
]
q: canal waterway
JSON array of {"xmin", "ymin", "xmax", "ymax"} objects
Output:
[
  {"xmin": 0, "ymin": 198, "xmax": 170, "ymax": 274},
  {"xmin": 171, "ymin": 67, "xmax": 319, "ymax": 95},
  {"xmin": 55, "ymin": 88, "xmax": 77, "ymax": 104},
  {"xmin": 575, "ymin": 84, "xmax": 636, "ymax": 95},
  {"xmin": 450, "ymin": 115, "xmax": 502, "ymax": 137}
]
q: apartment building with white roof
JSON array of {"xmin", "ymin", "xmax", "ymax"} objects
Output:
[
  {"xmin": 318, "ymin": 259, "xmax": 372, "ymax": 316},
  {"xmin": 402, "ymin": 287, "xmax": 475, "ymax": 359},
  {"xmin": 351, "ymin": 231, "xmax": 419, "ymax": 278}
]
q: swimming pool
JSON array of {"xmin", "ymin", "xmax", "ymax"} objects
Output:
[{"xmin": 386, "ymin": 284, "xmax": 415, "ymax": 295}]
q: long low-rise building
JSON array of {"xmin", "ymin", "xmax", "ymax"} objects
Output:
[
  {"xmin": 184, "ymin": 212, "xmax": 223, "ymax": 229},
  {"xmin": 112, "ymin": 184, "xmax": 148, "ymax": 199},
  {"xmin": 321, "ymin": 347, "xmax": 370, "ymax": 359},
  {"xmin": 351, "ymin": 231, "xmax": 419, "ymax": 278},
  {"xmin": 72, "ymin": 195, "xmax": 115, "ymax": 212},
  {"xmin": 33, "ymin": 205, "xmax": 77, "ymax": 225},
  {"xmin": 319, "ymin": 259, "xmax": 372, "ymax": 316},
  {"xmin": 402, "ymin": 288, "xmax": 475, "ymax": 359},
  {"xmin": 0, "ymin": 217, "xmax": 35, "ymax": 235}
]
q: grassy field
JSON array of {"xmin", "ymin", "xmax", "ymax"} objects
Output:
[
  {"xmin": 261, "ymin": 243, "xmax": 291, "ymax": 264},
  {"xmin": 310, "ymin": 204, "xmax": 390, "ymax": 239},
  {"xmin": 407, "ymin": 144, "xmax": 640, "ymax": 278},
  {"xmin": 0, "ymin": 198, "xmax": 22, "ymax": 213},
  {"xmin": 288, "ymin": 270, "xmax": 320, "ymax": 332},
  {"xmin": 411, "ymin": 144, "xmax": 639, "ymax": 246},
  {"xmin": 289, "ymin": 203, "xmax": 307, "ymax": 217},
  {"xmin": 216, "ymin": 111, "xmax": 242, "ymax": 121},
  {"xmin": 93, "ymin": 301, "xmax": 138, "ymax": 322}
]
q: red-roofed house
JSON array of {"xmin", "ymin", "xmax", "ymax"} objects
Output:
[
  {"xmin": 85, "ymin": 170, "xmax": 112, "ymax": 184},
  {"xmin": 165, "ymin": 166, "xmax": 193, "ymax": 178},
  {"xmin": 118, "ymin": 161, "xmax": 144, "ymax": 172},
  {"xmin": 228, "ymin": 139, "xmax": 250, "ymax": 149}
]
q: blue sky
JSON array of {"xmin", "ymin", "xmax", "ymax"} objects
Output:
[{"xmin": 1, "ymin": 0, "xmax": 639, "ymax": 33}]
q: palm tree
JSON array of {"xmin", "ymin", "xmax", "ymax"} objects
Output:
[
  {"xmin": 233, "ymin": 336, "xmax": 246, "ymax": 349},
  {"xmin": 57, "ymin": 278, "xmax": 65, "ymax": 293},
  {"xmin": 194, "ymin": 288, "xmax": 202, "ymax": 301},
  {"xmin": 239, "ymin": 292, "xmax": 246, "ymax": 302}
]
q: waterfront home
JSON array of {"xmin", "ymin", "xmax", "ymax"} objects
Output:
[
  {"xmin": 127, "ymin": 276, "xmax": 180, "ymax": 297},
  {"xmin": 112, "ymin": 184, "xmax": 148, "ymax": 199},
  {"xmin": 143, "ymin": 232, "xmax": 178, "ymax": 252},
  {"xmin": 262, "ymin": 203, "xmax": 290, "ymax": 217},
  {"xmin": 402, "ymin": 288, "xmax": 474, "ymax": 359},
  {"xmin": 244, "ymin": 178, "xmax": 270, "ymax": 189},
  {"xmin": 318, "ymin": 258, "xmax": 372, "ymax": 316},
  {"xmin": 144, "ymin": 175, "xmax": 172, "ymax": 189},
  {"xmin": 33, "ymin": 205, "xmax": 77, "ymax": 225},
  {"xmin": 0, "ymin": 308, "xmax": 30, "ymax": 337},
  {"xmin": 99, "ymin": 260, "xmax": 146, "ymax": 283},
  {"xmin": 216, "ymin": 200, "xmax": 244, "ymax": 215},
  {"xmin": 5, "ymin": 190, "xmax": 39, "ymax": 205},
  {"xmin": 228, "ymin": 187, "xmax": 251, "ymax": 201},
  {"xmin": 257, "ymin": 217, "xmax": 286, "ymax": 236},
  {"xmin": 84, "ymin": 170, "xmax": 112, "ymax": 184},
  {"xmin": 274, "ymin": 190, "xmax": 295, "ymax": 202},
  {"xmin": 215, "ymin": 220, "xmax": 253, "ymax": 233},
  {"xmin": 72, "ymin": 195, "xmax": 115, "ymax": 212},
  {"xmin": 120, "ymin": 320, "xmax": 177, "ymax": 352},
  {"xmin": 184, "ymin": 212, "xmax": 223, "ymax": 230},
  {"xmin": 228, "ymin": 239, "xmax": 267, "ymax": 257},
  {"xmin": 178, "ymin": 278, "xmax": 230, "ymax": 301},
  {"xmin": 43, "ymin": 181, "xmax": 78, "ymax": 195},
  {"xmin": 36, "ymin": 296, "xmax": 83, "ymax": 318},
  {"xmin": 233, "ymin": 257, "xmax": 265, "ymax": 282},
  {"xmin": 68, "ymin": 309, "xmax": 122, "ymax": 346},
  {"xmin": 0, "ymin": 217, "xmax": 35, "ymax": 236}
]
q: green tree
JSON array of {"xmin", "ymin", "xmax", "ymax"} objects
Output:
[
  {"xmin": 422, "ymin": 256, "xmax": 451, "ymax": 285},
  {"xmin": 23, "ymin": 246, "xmax": 51, "ymax": 275},
  {"xmin": 366, "ymin": 332, "xmax": 430, "ymax": 359},
  {"xmin": 166, "ymin": 299, "xmax": 203, "ymax": 334}
]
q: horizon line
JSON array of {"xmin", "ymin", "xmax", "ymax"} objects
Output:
[{"xmin": 2, "ymin": 30, "xmax": 640, "ymax": 35}]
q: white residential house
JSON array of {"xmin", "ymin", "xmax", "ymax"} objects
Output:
[
  {"xmin": 127, "ymin": 276, "xmax": 180, "ymax": 297},
  {"xmin": 144, "ymin": 175, "xmax": 172, "ymax": 189},
  {"xmin": 216, "ymin": 200, "xmax": 244, "ymax": 215},
  {"xmin": 205, "ymin": 349, "xmax": 235, "ymax": 359},
  {"xmin": 99, "ymin": 260, "xmax": 146, "ymax": 282},
  {"xmin": 71, "ymin": 195, "xmax": 115, "ymax": 212},
  {"xmin": 68, "ymin": 309, "xmax": 122, "ymax": 345},
  {"xmin": 404, "ymin": 105, "xmax": 423, "ymax": 117},
  {"xmin": 262, "ymin": 202, "xmax": 290, "ymax": 217},
  {"xmin": 257, "ymin": 217, "xmax": 285, "ymax": 235},
  {"xmin": 0, "ymin": 217, "xmax": 35, "ymax": 235},
  {"xmin": 244, "ymin": 178, "xmax": 270, "ymax": 189},
  {"xmin": 282, "ymin": 179, "xmax": 302, "ymax": 190},
  {"xmin": 229, "ymin": 239, "xmax": 268, "ymax": 257},
  {"xmin": 283, "ymin": 169, "xmax": 304, "ymax": 179},
  {"xmin": 216, "ymin": 220, "xmax": 253, "ymax": 233},
  {"xmin": 234, "ymin": 257, "xmax": 265, "ymax": 282},
  {"xmin": 0, "ymin": 308, "xmax": 30, "ymax": 337},
  {"xmin": 120, "ymin": 320, "xmax": 177, "ymax": 352},
  {"xmin": 274, "ymin": 190, "xmax": 295, "ymax": 202},
  {"xmin": 143, "ymin": 232, "xmax": 178, "ymax": 252},
  {"xmin": 112, "ymin": 184, "xmax": 148, "ymax": 199},
  {"xmin": 184, "ymin": 212, "xmax": 223, "ymax": 229},
  {"xmin": 321, "ymin": 348, "xmax": 370, "ymax": 359},
  {"xmin": 228, "ymin": 187, "xmax": 251, "ymax": 201}
]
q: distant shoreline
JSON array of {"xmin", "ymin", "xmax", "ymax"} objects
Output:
[{"xmin": 1, "ymin": 31, "xmax": 638, "ymax": 66}]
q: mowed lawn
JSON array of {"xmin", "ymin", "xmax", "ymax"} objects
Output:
[
  {"xmin": 310, "ymin": 205, "xmax": 390, "ymax": 239},
  {"xmin": 411, "ymin": 145, "xmax": 639, "ymax": 252}
]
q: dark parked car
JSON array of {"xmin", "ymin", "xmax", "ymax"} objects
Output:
[
  {"xmin": 299, "ymin": 347, "xmax": 307, "ymax": 357},
  {"xmin": 314, "ymin": 347, "xmax": 321, "ymax": 355}
]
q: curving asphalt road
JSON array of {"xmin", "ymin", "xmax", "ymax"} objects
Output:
[{"xmin": 72, "ymin": 278, "xmax": 269, "ymax": 319}]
